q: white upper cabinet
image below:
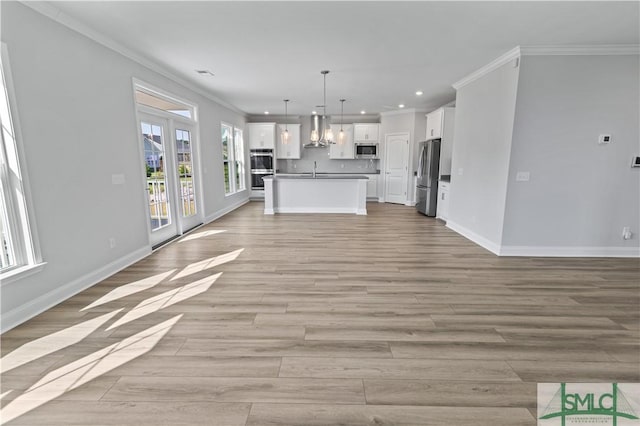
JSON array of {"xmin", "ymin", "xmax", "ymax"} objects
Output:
[
  {"xmin": 426, "ymin": 107, "xmax": 456, "ymax": 176},
  {"xmin": 329, "ymin": 124, "xmax": 354, "ymax": 159},
  {"xmin": 426, "ymin": 108, "xmax": 444, "ymax": 140},
  {"xmin": 276, "ymin": 124, "xmax": 301, "ymax": 159},
  {"xmin": 353, "ymin": 123, "xmax": 379, "ymax": 142},
  {"xmin": 248, "ymin": 123, "xmax": 276, "ymax": 149}
]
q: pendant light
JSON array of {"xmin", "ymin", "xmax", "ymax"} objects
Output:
[
  {"xmin": 322, "ymin": 71, "xmax": 334, "ymax": 143},
  {"xmin": 281, "ymin": 99, "xmax": 290, "ymax": 145},
  {"xmin": 305, "ymin": 70, "xmax": 333, "ymax": 148},
  {"xmin": 337, "ymin": 99, "xmax": 346, "ymax": 145}
]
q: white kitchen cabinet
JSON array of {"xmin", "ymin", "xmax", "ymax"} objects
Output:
[
  {"xmin": 329, "ymin": 124, "xmax": 354, "ymax": 159},
  {"xmin": 366, "ymin": 174, "xmax": 378, "ymax": 199},
  {"xmin": 248, "ymin": 123, "xmax": 276, "ymax": 149},
  {"xmin": 353, "ymin": 123, "xmax": 379, "ymax": 142},
  {"xmin": 425, "ymin": 108, "xmax": 444, "ymax": 140},
  {"xmin": 276, "ymin": 124, "xmax": 301, "ymax": 159},
  {"xmin": 425, "ymin": 107, "xmax": 455, "ymax": 176},
  {"xmin": 436, "ymin": 180, "xmax": 450, "ymax": 221}
]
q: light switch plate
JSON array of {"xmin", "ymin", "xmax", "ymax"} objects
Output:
[{"xmin": 516, "ymin": 171, "xmax": 530, "ymax": 182}]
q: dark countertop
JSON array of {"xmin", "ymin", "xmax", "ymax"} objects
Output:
[
  {"xmin": 264, "ymin": 174, "xmax": 369, "ymax": 180},
  {"xmin": 278, "ymin": 171, "xmax": 380, "ymax": 175}
]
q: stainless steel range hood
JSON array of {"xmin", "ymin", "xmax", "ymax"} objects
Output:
[{"xmin": 304, "ymin": 114, "xmax": 332, "ymax": 148}]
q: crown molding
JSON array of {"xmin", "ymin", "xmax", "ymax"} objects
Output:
[
  {"xmin": 453, "ymin": 44, "xmax": 640, "ymax": 91},
  {"xmin": 20, "ymin": 1, "xmax": 246, "ymax": 116},
  {"xmin": 520, "ymin": 44, "xmax": 640, "ymax": 56},
  {"xmin": 452, "ymin": 46, "xmax": 521, "ymax": 90}
]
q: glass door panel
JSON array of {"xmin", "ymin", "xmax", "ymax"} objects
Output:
[
  {"xmin": 142, "ymin": 121, "xmax": 170, "ymax": 231},
  {"xmin": 140, "ymin": 116, "xmax": 178, "ymax": 247},
  {"xmin": 175, "ymin": 128, "xmax": 196, "ymax": 217}
]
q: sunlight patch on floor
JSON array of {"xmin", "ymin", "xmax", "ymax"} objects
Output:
[
  {"xmin": 171, "ymin": 248, "xmax": 243, "ymax": 281},
  {"xmin": 106, "ymin": 273, "xmax": 222, "ymax": 330},
  {"xmin": 81, "ymin": 270, "xmax": 176, "ymax": 311},
  {"xmin": 0, "ymin": 309, "xmax": 123, "ymax": 374},
  {"xmin": 179, "ymin": 229, "xmax": 226, "ymax": 243},
  {"xmin": 0, "ymin": 315, "xmax": 182, "ymax": 424}
]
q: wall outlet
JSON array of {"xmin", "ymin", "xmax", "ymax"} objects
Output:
[
  {"xmin": 109, "ymin": 237, "xmax": 116, "ymax": 248},
  {"xmin": 458, "ymin": 168, "xmax": 464, "ymax": 176},
  {"xmin": 341, "ymin": 163, "xmax": 345, "ymax": 169},
  {"xmin": 622, "ymin": 227, "xmax": 633, "ymax": 240},
  {"xmin": 293, "ymin": 164, "xmax": 297, "ymax": 169},
  {"xmin": 598, "ymin": 134, "xmax": 612, "ymax": 144},
  {"xmin": 516, "ymin": 171, "xmax": 530, "ymax": 182}
]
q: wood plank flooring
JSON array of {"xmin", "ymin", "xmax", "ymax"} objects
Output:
[{"xmin": 1, "ymin": 201, "xmax": 639, "ymax": 425}]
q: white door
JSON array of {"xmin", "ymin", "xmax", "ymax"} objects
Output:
[
  {"xmin": 140, "ymin": 114, "xmax": 202, "ymax": 247},
  {"xmin": 172, "ymin": 123, "xmax": 201, "ymax": 233},
  {"xmin": 384, "ymin": 133, "xmax": 409, "ymax": 204}
]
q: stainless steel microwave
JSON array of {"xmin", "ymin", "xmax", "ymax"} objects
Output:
[{"xmin": 355, "ymin": 143, "xmax": 378, "ymax": 159}]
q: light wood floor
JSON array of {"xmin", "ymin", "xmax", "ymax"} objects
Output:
[{"xmin": 1, "ymin": 201, "xmax": 639, "ymax": 425}]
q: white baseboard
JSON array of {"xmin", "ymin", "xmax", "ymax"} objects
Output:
[
  {"xmin": 445, "ymin": 220, "xmax": 502, "ymax": 255},
  {"xmin": 446, "ymin": 220, "xmax": 640, "ymax": 258},
  {"xmin": 1, "ymin": 246, "xmax": 150, "ymax": 333},
  {"xmin": 500, "ymin": 245, "xmax": 640, "ymax": 258},
  {"xmin": 274, "ymin": 207, "xmax": 365, "ymax": 215},
  {"xmin": 204, "ymin": 198, "xmax": 249, "ymax": 224}
]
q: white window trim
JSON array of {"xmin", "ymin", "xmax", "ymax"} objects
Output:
[
  {"xmin": 133, "ymin": 78, "xmax": 198, "ymax": 123},
  {"xmin": 0, "ymin": 43, "xmax": 45, "ymax": 285}
]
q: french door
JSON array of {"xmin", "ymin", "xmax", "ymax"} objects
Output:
[{"xmin": 139, "ymin": 113, "xmax": 201, "ymax": 247}]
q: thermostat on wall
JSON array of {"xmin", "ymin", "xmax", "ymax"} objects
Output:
[{"xmin": 632, "ymin": 156, "xmax": 640, "ymax": 168}]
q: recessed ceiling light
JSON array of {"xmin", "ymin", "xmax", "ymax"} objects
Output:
[
  {"xmin": 360, "ymin": 110, "xmax": 366, "ymax": 115},
  {"xmin": 196, "ymin": 70, "xmax": 215, "ymax": 76},
  {"xmin": 398, "ymin": 104, "xmax": 405, "ymax": 108},
  {"xmin": 264, "ymin": 111, "xmax": 269, "ymax": 115},
  {"xmin": 415, "ymin": 91, "xmax": 423, "ymax": 96}
]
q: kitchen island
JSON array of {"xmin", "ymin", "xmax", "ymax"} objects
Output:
[{"xmin": 263, "ymin": 175, "xmax": 368, "ymax": 215}]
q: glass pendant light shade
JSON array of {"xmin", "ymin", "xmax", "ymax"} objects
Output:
[
  {"xmin": 325, "ymin": 127, "xmax": 334, "ymax": 142},
  {"xmin": 338, "ymin": 99, "xmax": 346, "ymax": 145},
  {"xmin": 281, "ymin": 99, "xmax": 290, "ymax": 145}
]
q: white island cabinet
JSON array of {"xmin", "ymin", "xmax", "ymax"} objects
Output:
[{"xmin": 263, "ymin": 175, "xmax": 368, "ymax": 215}]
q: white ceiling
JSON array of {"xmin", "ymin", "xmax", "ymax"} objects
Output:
[{"xmin": 49, "ymin": 1, "xmax": 639, "ymax": 117}]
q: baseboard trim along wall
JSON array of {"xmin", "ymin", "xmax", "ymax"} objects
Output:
[
  {"xmin": 446, "ymin": 220, "xmax": 640, "ymax": 258},
  {"xmin": 499, "ymin": 245, "xmax": 640, "ymax": 258},
  {"xmin": 0, "ymin": 246, "xmax": 150, "ymax": 333},
  {"xmin": 204, "ymin": 198, "xmax": 250, "ymax": 224},
  {"xmin": 445, "ymin": 220, "xmax": 502, "ymax": 255}
]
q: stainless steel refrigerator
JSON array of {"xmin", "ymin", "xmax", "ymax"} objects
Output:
[{"xmin": 416, "ymin": 139, "xmax": 440, "ymax": 216}]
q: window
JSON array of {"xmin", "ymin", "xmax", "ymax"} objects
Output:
[
  {"xmin": 0, "ymin": 46, "xmax": 41, "ymax": 279},
  {"xmin": 134, "ymin": 89, "xmax": 194, "ymax": 119},
  {"xmin": 221, "ymin": 123, "xmax": 246, "ymax": 195}
]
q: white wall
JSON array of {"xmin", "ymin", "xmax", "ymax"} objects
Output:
[
  {"xmin": 502, "ymin": 55, "xmax": 640, "ymax": 255},
  {"xmin": 447, "ymin": 59, "xmax": 520, "ymax": 251},
  {"xmin": 0, "ymin": 2, "xmax": 247, "ymax": 331}
]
